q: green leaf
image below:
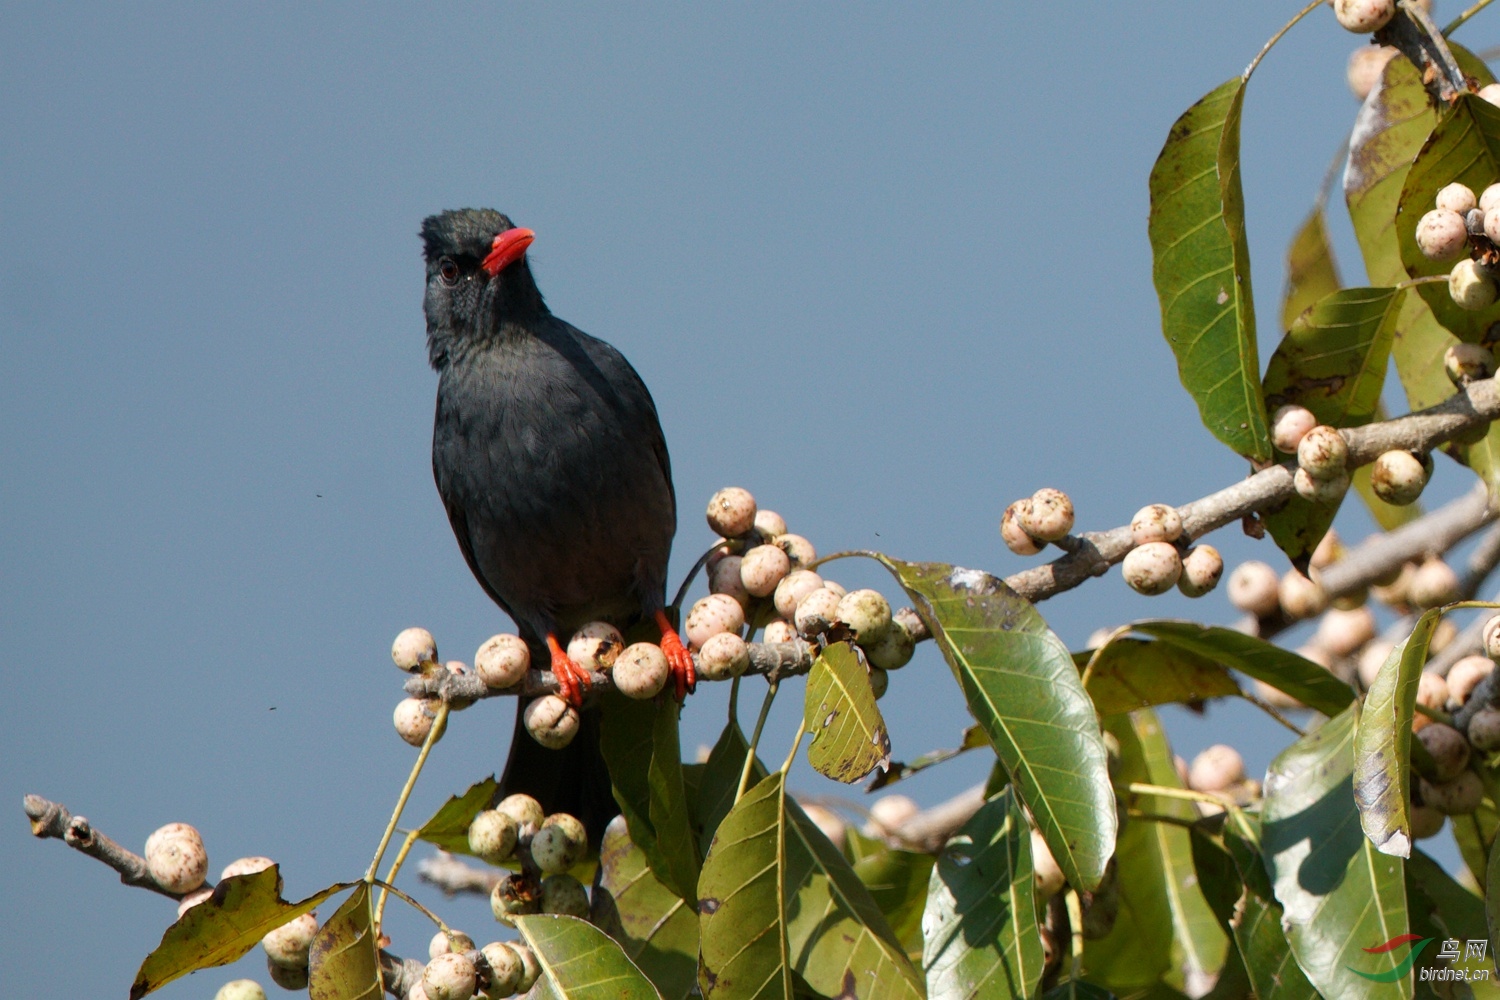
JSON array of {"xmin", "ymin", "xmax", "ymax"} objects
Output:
[
  {"xmin": 1086, "ymin": 712, "xmax": 1226, "ymax": 992},
  {"xmin": 698, "ymin": 773, "xmax": 793, "ymax": 1000},
  {"xmin": 591, "ymin": 816, "xmax": 698, "ymax": 999},
  {"xmin": 870, "ymin": 725, "xmax": 989, "ymax": 791},
  {"xmin": 922, "ymin": 790, "xmax": 1045, "ymax": 1000},
  {"xmin": 783, "ymin": 792, "xmax": 924, "ymax": 999},
  {"xmin": 1347, "ymin": 50, "xmax": 1500, "ymax": 497},
  {"xmin": 1148, "ymin": 76, "xmax": 1271, "ymax": 463},
  {"xmin": 1128, "ymin": 620, "xmax": 1354, "ymax": 716},
  {"xmin": 1355, "ymin": 610, "xmax": 1443, "ymax": 858},
  {"xmin": 1282, "ymin": 206, "xmax": 1342, "ymax": 331},
  {"xmin": 1040, "ymin": 982, "xmax": 1116, "ymax": 1000},
  {"xmin": 308, "ymin": 883, "xmax": 381, "ymax": 1000},
  {"xmin": 1076, "ymin": 638, "xmax": 1241, "ymax": 716},
  {"xmin": 1453, "ymin": 806, "xmax": 1500, "ymax": 893},
  {"xmin": 516, "ymin": 913, "xmax": 663, "ymax": 999},
  {"xmin": 130, "ymin": 868, "xmax": 354, "ymax": 999},
  {"xmin": 869, "ymin": 556, "xmax": 1116, "ymax": 891},
  {"xmin": 414, "ymin": 775, "xmax": 499, "ymax": 855},
  {"xmin": 695, "ymin": 717, "xmax": 767, "ymax": 858},
  {"xmin": 851, "ymin": 847, "xmax": 933, "ymax": 956},
  {"xmin": 1261, "ymin": 285, "xmax": 1406, "ymax": 567},
  {"xmin": 600, "ymin": 692, "xmax": 701, "ymax": 904},
  {"xmin": 803, "ymin": 641, "xmax": 891, "ymax": 783},
  {"xmin": 1220, "ymin": 819, "xmax": 1320, "ymax": 1000},
  {"xmin": 1262, "ymin": 705, "xmax": 1411, "ymax": 1000},
  {"xmin": 1406, "ymin": 849, "xmax": 1497, "ymax": 996}
]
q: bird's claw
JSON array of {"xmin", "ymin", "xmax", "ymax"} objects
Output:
[
  {"xmin": 655, "ymin": 612, "xmax": 697, "ymax": 701},
  {"xmin": 545, "ymin": 634, "xmax": 590, "ymax": 708}
]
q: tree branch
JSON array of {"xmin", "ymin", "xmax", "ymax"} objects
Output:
[
  {"xmin": 1378, "ymin": 0, "xmax": 1472, "ymax": 104},
  {"xmin": 416, "ymin": 851, "xmax": 502, "ymax": 898},
  {"xmin": 22, "ymin": 794, "xmax": 180, "ymax": 899}
]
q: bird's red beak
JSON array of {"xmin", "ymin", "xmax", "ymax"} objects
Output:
[{"xmin": 482, "ymin": 228, "xmax": 535, "ymax": 276}]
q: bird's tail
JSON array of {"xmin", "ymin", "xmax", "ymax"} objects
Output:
[{"xmin": 497, "ymin": 698, "xmax": 620, "ymax": 847}]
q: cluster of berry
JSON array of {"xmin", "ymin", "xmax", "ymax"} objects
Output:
[{"xmin": 1416, "ymin": 180, "xmax": 1500, "ymax": 311}]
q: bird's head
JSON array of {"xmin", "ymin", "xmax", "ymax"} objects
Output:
[{"xmin": 421, "ymin": 208, "xmax": 546, "ymax": 368}]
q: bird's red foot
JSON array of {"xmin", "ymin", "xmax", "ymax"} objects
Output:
[
  {"xmin": 545, "ymin": 633, "xmax": 591, "ymax": 708},
  {"xmin": 655, "ymin": 610, "xmax": 697, "ymax": 700}
]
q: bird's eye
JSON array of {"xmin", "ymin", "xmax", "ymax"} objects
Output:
[{"xmin": 438, "ymin": 258, "xmax": 460, "ymax": 286}]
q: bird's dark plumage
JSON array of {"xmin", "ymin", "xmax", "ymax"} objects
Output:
[{"xmin": 422, "ymin": 208, "xmax": 685, "ymax": 838}]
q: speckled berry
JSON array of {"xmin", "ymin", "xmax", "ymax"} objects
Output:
[
  {"xmin": 763, "ymin": 619, "xmax": 799, "ymax": 644},
  {"xmin": 1447, "ymin": 654, "xmax": 1494, "ymax": 708},
  {"xmin": 393, "ymin": 627, "xmax": 438, "ymax": 672},
  {"xmin": 540, "ymin": 873, "xmax": 591, "ymax": 917},
  {"xmin": 178, "ymin": 887, "xmax": 212, "ymax": 918},
  {"xmin": 611, "ymin": 642, "xmax": 670, "ymax": 699},
  {"xmin": 708, "ymin": 555, "xmax": 751, "ymax": 610},
  {"xmin": 866, "ymin": 794, "xmax": 919, "ymax": 836},
  {"xmin": 799, "ymin": 803, "xmax": 847, "ymax": 851},
  {"xmin": 822, "ymin": 580, "xmax": 847, "ymax": 599},
  {"xmin": 266, "ymin": 960, "xmax": 308, "ymax": 991},
  {"xmin": 1122, "ymin": 542, "xmax": 1182, "ymax": 596},
  {"xmin": 523, "ymin": 695, "xmax": 580, "ymax": 749},
  {"xmin": 1280, "ymin": 570, "xmax": 1328, "ymax": 620},
  {"xmin": 215, "ymin": 981, "xmax": 266, "ymax": 1000},
  {"xmin": 1482, "ymin": 83, "xmax": 1500, "ymax": 108},
  {"xmin": 1031, "ymin": 829, "xmax": 1066, "ymax": 898},
  {"xmin": 511, "ymin": 945, "xmax": 541, "ymax": 993},
  {"xmin": 1416, "ymin": 208, "xmax": 1469, "ymax": 262},
  {"xmin": 532, "ymin": 817, "xmax": 586, "ymax": 874},
  {"xmin": 1437, "ymin": 182, "xmax": 1479, "ymax": 215},
  {"xmin": 1019, "ymin": 488, "xmax": 1074, "ymax": 542},
  {"xmin": 467, "ymin": 810, "xmax": 518, "ymax": 864},
  {"xmin": 1294, "ymin": 466, "xmax": 1350, "ymax": 504},
  {"xmin": 740, "ymin": 543, "xmax": 791, "ymax": 598},
  {"xmin": 1130, "ymin": 504, "xmax": 1182, "ymax": 545},
  {"xmin": 1297, "ymin": 425, "xmax": 1348, "ymax": 479},
  {"xmin": 865, "ymin": 620, "xmax": 915, "ymax": 670},
  {"xmin": 1450, "ymin": 258, "xmax": 1498, "ymax": 311},
  {"xmin": 489, "ymin": 871, "xmax": 541, "ymax": 926},
  {"xmin": 1177, "ymin": 545, "xmax": 1223, "ymax": 598},
  {"xmin": 1413, "ymin": 673, "xmax": 1450, "ymax": 733},
  {"xmin": 1228, "ymin": 561, "xmax": 1281, "ymax": 617},
  {"xmin": 1419, "ymin": 724, "xmax": 1471, "ymax": 782},
  {"xmin": 775, "ymin": 533, "xmax": 817, "ymax": 569},
  {"xmin": 1271, "ymin": 404, "xmax": 1318, "ymax": 454},
  {"xmin": 837, "ymin": 589, "xmax": 892, "ymax": 645},
  {"xmin": 1446, "ymin": 343, "xmax": 1495, "ymax": 386},
  {"xmin": 480, "ymin": 942, "xmax": 523, "ymax": 997},
  {"xmin": 1412, "ymin": 805, "xmax": 1445, "ymax": 840},
  {"xmin": 685, "ymin": 593, "xmax": 746, "ymax": 649},
  {"xmin": 1370, "ymin": 450, "xmax": 1429, "ymax": 506},
  {"xmin": 262, "ymin": 913, "xmax": 317, "ymax": 969},
  {"xmin": 868, "ymin": 666, "xmax": 889, "ymax": 699},
  {"xmin": 754, "ymin": 509, "xmax": 787, "ymax": 538},
  {"xmin": 567, "ymin": 621, "xmax": 623, "ymax": 672},
  {"xmin": 1421, "ymin": 771, "xmax": 1483, "ymax": 815},
  {"xmin": 699, "ymin": 631, "xmax": 750, "ymax": 681},
  {"xmin": 394, "ymin": 697, "xmax": 445, "ymax": 747},
  {"xmin": 1313, "ymin": 606, "xmax": 1377, "ymax": 658},
  {"xmin": 220, "ymin": 856, "xmax": 276, "ymax": 882},
  {"xmin": 1409, "ymin": 556, "xmax": 1460, "ymax": 609},
  {"xmin": 424, "ymin": 952, "xmax": 478, "ymax": 1000},
  {"xmin": 495, "ymin": 794, "xmax": 545, "ymax": 837},
  {"xmin": 145, "ymin": 823, "xmax": 208, "ymax": 895},
  {"xmin": 1001, "ymin": 501, "xmax": 1043, "ymax": 555},
  {"xmin": 774, "ymin": 569, "xmax": 825, "ymax": 619},
  {"xmin": 429, "ymin": 930, "xmax": 476, "ymax": 960},
  {"xmin": 1347, "ymin": 44, "xmax": 1398, "ymax": 101},
  {"xmin": 794, "ymin": 587, "xmax": 844, "ymax": 638},
  {"xmin": 706, "ymin": 486, "xmax": 757, "ymax": 538},
  {"xmin": 474, "ymin": 634, "xmax": 530, "ymax": 690},
  {"xmin": 1485, "ymin": 615, "xmax": 1500, "ymax": 660},
  {"xmin": 1188, "ymin": 745, "xmax": 1245, "ymax": 792},
  {"xmin": 1469, "ymin": 707, "xmax": 1500, "ymax": 750},
  {"xmin": 1333, "ymin": 0, "xmax": 1395, "ymax": 32}
]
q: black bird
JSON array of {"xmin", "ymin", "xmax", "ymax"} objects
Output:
[{"xmin": 421, "ymin": 208, "xmax": 695, "ymax": 830}]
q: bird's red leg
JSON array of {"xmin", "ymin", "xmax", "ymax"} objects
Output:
[
  {"xmin": 545, "ymin": 633, "xmax": 590, "ymax": 707},
  {"xmin": 655, "ymin": 610, "xmax": 697, "ymax": 700}
]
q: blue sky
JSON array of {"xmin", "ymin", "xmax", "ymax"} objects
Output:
[{"xmin": 4, "ymin": 5, "xmax": 1489, "ymax": 995}]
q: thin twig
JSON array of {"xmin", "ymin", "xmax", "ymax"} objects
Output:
[
  {"xmin": 22, "ymin": 795, "xmax": 181, "ymax": 899},
  {"xmin": 1444, "ymin": 0, "xmax": 1495, "ymax": 36}
]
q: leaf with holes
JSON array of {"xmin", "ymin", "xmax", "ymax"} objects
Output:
[
  {"xmin": 803, "ymin": 641, "xmax": 891, "ymax": 783},
  {"xmin": 516, "ymin": 913, "xmax": 663, "ymax": 999},
  {"xmin": 922, "ymin": 789, "xmax": 1045, "ymax": 1000},
  {"xmin": 1262, "ymin": 705, "xmax": 1410, "ymax": 1000},
  {"xmin": 131, "ymin": 868, "xmax": 354, "ymax": 998},
  {"xmin": 1148, "ymin": 76, "xmax": 1271, "ymax": 462},
  {"xmin": 308, "ymin": 883, "xmax": 381, "ymax": 1000},
  {"xmin": 865, "ymin": 556, "xmax": 1115, "ymax": 891},
  {"xmin": 1355, "ymin": 609, "xmax": 1442, "ymax": 858},
  {"xmin": 1076, "ymin": 637, "xmax": 1241, "ymax": 715}
]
